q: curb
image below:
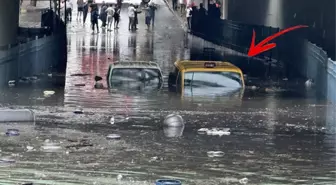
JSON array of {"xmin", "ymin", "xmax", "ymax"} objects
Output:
[
  {"xmin": 0, "ymin": 109, "xmax": 36, "ymax": 122},
  {"xmin": 162, "ymin": 0, "xmax": 187, "ymax": 31}
]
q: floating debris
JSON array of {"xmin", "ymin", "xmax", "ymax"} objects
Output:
[
  {"xmin": 0, "ymin": 157, "xmax": 16, "ymax": 163},
  {"xmin": 19, "ymin": 182, "xmax": 33, "ymax": 185},
  {"xmin": 8, "ymin": 80, "xmax": 15, "ymax": 87},
  {"xmin": 41, "ymin": 143, "xmax": 62, "ymax": 151},
  {"xmin": 207, "ymin": 151, "xmax": 224, "ymax": 158},
  {"xmin": 74, "ymin": 84, "xmax": 86, "ymax": 87},
  {"xmin": 239, "ymin": 177, "xmax": 248, "ymax": 184},
  {"xmin": 110, "ymin": 116, "xmax": 115, "ymax": 124},
  {"xmin": 149, "ymin": 156, "xmax": 158, "ymax": 162},
  {"xmin": 5, "ymin": 129, "xmax": 20, "ymax": 136},
  {"xmin": 70, "ymin": 73, "xmax": 91, "ymax": 76},
  {"xmin": 26, "ymin": 146, "xmax": 34, "ymax": 151},
  {"xmin": 43, "ymin": 90, "xmax": 55, "ymax": 97},
  {"xmin": 163, "ymin": 114, "xmax": 184, "ymax": 127},
  {"xmin": 47, "ymin": 73, "xmax": 52, "ymax": 77},
  {"xmin": 106, "ymin": 134, "xmax": 121, "ymax": 140},
  {"xmin": 117, "ymin": 174, "xmax": 123, "ymax": 181},
  {"xmin": 197, "ymin": 128, "xmax": 231, "ymax": 136},
  {"xmin": 305, "ymin": 79, "xmax": 314, "ymax": 88},
  {"xmin": 94, "ymin": 82, "xmax": 104, "ymax": 89},
  {"xmin": 74, "ymin": 107, "xmax": 84, "ymax": 114},
  {"xmin": 155, "ymin": 179, "xmax": 182, "ymax": 185}
]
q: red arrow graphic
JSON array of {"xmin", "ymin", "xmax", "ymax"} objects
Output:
[{"xmin": 248, "ymin": 25, "xmax": 308, "ymax": 57}]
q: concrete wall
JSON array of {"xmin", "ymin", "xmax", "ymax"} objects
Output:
[
  {"xmin": 0, "ymin": 34, "xmax": 63, "ymax": 86},
  {"xmin": 0, "ymin": 0, "xmax": 20, "ymax": 46},
  {"xmin": 227, "ymin": 0, "xmax": 335, "ymax": 29}
]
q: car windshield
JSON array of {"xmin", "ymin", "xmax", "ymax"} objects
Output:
[
  {"xmin": 110, "ymin": 68, "xmax": 162, "ymax": 90},
  {"xmin": 184, "ymin": 71, "xmax": 243, "ymax": 88}
]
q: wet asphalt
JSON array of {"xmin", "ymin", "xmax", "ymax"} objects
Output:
[{"xmin": 0, "ymin": 1, "xmax": 335, "ymax": 185}]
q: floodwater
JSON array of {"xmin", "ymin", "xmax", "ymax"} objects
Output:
[{"xmin": 0, "ymin": 0, "xmax": 335, "ymax": 184}]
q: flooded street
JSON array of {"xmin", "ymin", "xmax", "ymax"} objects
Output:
[{"xmin": 0, "ymin": 0, "xmax": 335, "ymax": 184}]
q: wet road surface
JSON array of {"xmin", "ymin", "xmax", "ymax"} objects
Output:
[{"xmin": 0, "ymin": 1, "xmax": 335, "ymax": 184}]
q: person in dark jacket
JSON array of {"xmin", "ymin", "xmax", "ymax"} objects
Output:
[
  {"xmin": 133, "ymin": 5, "xmax": 141, "ymax": 30},
  {"xmin": 113, "ymin": 5, "xmax": 121, "ymax": 29},
  {"xmin": 91, "ymin": 6, "xmax": 99, "ymax": 33},
  {"xmin": 198, "ymin": 3, "xmax": 207, "ymax": 34},
  {"xmin": 83, "ymin": 1, "xmax": 89, "ymax": 24},
  {"xmin": 99, "ymin": 3, "xmax": 108, "ymax": 28}
]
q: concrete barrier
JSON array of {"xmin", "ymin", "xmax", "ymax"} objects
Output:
[{"xmin": 0, "ymin": 109, "xmax": 35, "ymax": 122}]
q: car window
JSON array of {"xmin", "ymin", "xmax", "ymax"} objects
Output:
[
  {"xmin": 184, "ymin": 71, "xmax": 243, "ymax": 88},
  {"xmin": 110, "ymin": 68, "xmax": 162, "ymax": 90}
]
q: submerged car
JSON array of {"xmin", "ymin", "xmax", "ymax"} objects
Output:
[
  {"xmin": 168, "ymin": 60, "xmax": 245, "ymax": 96},
  {"xmin": 107, "ymin": 61, "xmax": 163, "ymax": 91}
]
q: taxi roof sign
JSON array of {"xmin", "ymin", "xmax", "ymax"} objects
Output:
[{"xmin": 204, "ymin": 62, "xmax": 216, "ymax": 68}]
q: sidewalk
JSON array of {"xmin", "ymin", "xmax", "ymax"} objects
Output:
[{"xmin": 162, "ymin": 0, "xmax": 187, "ymax": 30}]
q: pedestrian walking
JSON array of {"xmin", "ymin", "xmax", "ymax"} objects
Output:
[
  {"xmin": 66, "ymin": 0, "xmax": 73, "ymax": 22},
  {"xmin": 148, "ymin": 0, "xmax": 157, "ymax": 27},
  {"xmin": 128, "ymin": 4, "xmax": 136, "ymax": 30},
  {"xmin": 172, "ymin": 0, "xmax": 178, "ymax": 11},
  {"xmin": 113, "ymin": 5, "xmax": 121, "ymax": 29},
  {"xmin": 77, "ymin": 0, "xmax": 84, "ymax": 21},
  {"xmin": 106, "ymin": 4, "xmax": 115, "ymax": 31},
  {"xmin": 186, "ymin": 5, "xmax": 192, "ymax": 30},
  {"xmin": 143, "ymin": 4, "xmax": 151, "ymax": 29},
  {"xmin": 83, "ymin": 1, "xmax": 89, "ymax": 24},
  {"xmin": 133, "ymin": 5, "xmax": 141, "ymax": 30},
  {"xmin": 100, "ymin": 2, "xmax": 108, "ymax": 28},
  {"xmin": 179, "ymin": 0, "xmax": 186, "ymax": 14},
  {"xmin": 91, "ymin": 7, "xmax": 99, "ymax": 33}
]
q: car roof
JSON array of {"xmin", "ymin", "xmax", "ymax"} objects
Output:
[
  {"xmin": 174, "ymin": 60, "xmax": 242, "ymax": 72},
  {"xmin": 109, "ymin": 61, "xmax": 161, "ymax": 69}
]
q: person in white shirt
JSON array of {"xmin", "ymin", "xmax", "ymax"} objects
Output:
[
  {"xmin": 179, "ymin": 0, "xmax": 186, "ymax": 14},
  {"xmin": 106, "ymin": 4, "xmax": 115, "ymax": 31},
  {"xmin": 66, "ymin": 0, "xmax": 73, "ymax": 21},
  {"xmin": 186, "ymin": 5, "xmax": 192, "ymax": 30},
  {"xmin": 128, "ymin": 4, "xmax": 136, "ymax": 30}
]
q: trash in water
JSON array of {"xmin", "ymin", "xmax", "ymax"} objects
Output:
[
  {"xmin": 74, "ymin": 107, "xmax": 84, "ymax": 114},
  {"xmin": 0, "ymin": 157, "xmax": 16, "ymax": 163},
  {"xmin": 106, "ymin": 134, "xmax": 121, "ymax": 140},
  {"xmin": 110, "ymin": 116, "xmax": 115, "ymax": 124},
  {"xmin": 117, "ymin": 174, "xmax": 123, "ymax": 181},
  {"xmin": 43, "ymin": 90, "xmax": 55, "ymax": 97},
  {"xmin": 197, "ymin": 128, "xmax": 231, "ymax": 136},
  {"xmin": 239, "ymin": 177, "xmax": 248, "ymax": 184},
  {"xmin": 94, "ymin": 82, "xmax": 104, "ymax": 89},
  {"xmin": 155, "ymin": 179, "xmax": 182, "ymax": 185},
  {"xmin": 26, "ymin": 146, "xmax": 34, "ymax": 151},
  {"xmin": 197, "ymin": 128, "xmax": 208, "ymax": 134},
  {"xmin": 207, "ymin": 151, "xmax": 224, "ymax": 158},
  {"xmin": 163, "ymin": 126, "xmax": 184, "ymax": 138},
  {"xmin": 163, "ymin": 114, "xmax": 184, "ymax": 127},
  {"xmin": 41, "ymin": 142, "xmax": 62, "ymax": 151},
  {"xmin": 74, "ymin": 84, "xmax": 86, "ymax": 87},
  {"xmin": 5, "ymin": 129, "xmax": 20, "ymax": 136},
  {"xmin": 47, "ymin": 73, "xmax": 52, "ymax": 77},
  {"xmin": 8, "ymin": 80, "xmax": 15, "ymax": 87},
  {"xmin": 19, "ymin": 182, "xmax": 33, "ymax": 185},
  {"xmin": 149, "ymin": 156, "xmax": 158, "ymax": 162}
]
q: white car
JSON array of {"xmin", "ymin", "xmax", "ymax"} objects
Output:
[{"xmin": 107, "ymin": 61, "xmax": 163, "ymax": 91}]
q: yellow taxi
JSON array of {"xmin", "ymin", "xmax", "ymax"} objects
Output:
[{"xmin": 168, "ymin": 60, "xmax": 245, "ymax": 97}]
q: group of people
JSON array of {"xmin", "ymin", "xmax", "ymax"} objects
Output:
[
  {"xmin": 71, "ymin": 0, "xmax": 158, "ymax": 33},
  {"xmin": 182, "ymin": 1, "xmax": 222, "ymax": 31},
  {"xmin": 91, "ymin": 3, "xmax": 122, "ymax": 32},
  {"xmin": 127, "ymin": 2, "xmax": 157, "ymax": 31}
]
